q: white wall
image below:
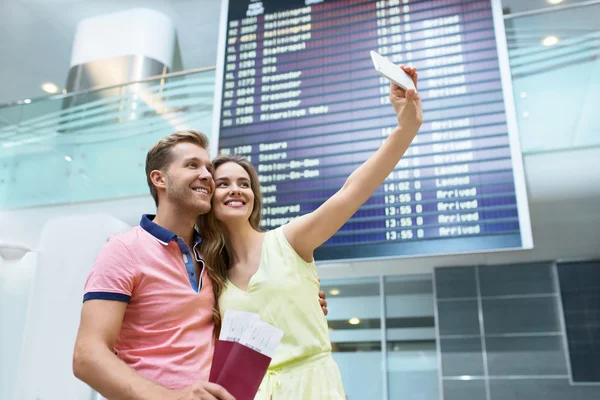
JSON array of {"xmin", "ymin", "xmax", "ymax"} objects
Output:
[
  {"xmin": 0, "ymin": 195, "xmax": 155, "ymax": 250},
  {"xmin": 8, "ymin": 214, "xmax": 131, "ymax": 400},
  {"xmin": 0, "ymin": 251, "xmax": 37, "ymax": 400},
  {"xmin": 0, "ymin": 214, "xmax": 131, "ymax": 400}
]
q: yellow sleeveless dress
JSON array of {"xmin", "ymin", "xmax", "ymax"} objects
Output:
[{"xmin": 218, "ymin": 227, "xmax": 346, "ymax": 399}]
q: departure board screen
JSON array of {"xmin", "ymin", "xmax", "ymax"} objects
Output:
[{"xmin": 211, "ymin": 0, "xmax": 533, "ymax": 262}]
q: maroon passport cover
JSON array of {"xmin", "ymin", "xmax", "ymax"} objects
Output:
[{"xmin": 209, "ymin": 340, "xmax": 272, "ymax": 400}]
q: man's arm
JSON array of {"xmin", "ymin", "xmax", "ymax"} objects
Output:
[
  {"xmin": 73, "ymin": 299, "xmax": 174, "ymax": 400},
  {"xmin": 73, "ymin": 300, "xmax": 235, "ymax": 400}
]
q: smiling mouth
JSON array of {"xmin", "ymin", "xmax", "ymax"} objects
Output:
[
  {"xmin": 225, "ymin": 200, "xmax": 245, "ymax": 206},
  {"xmin": 192, "ymin": 188, "xmax": 210, "ymax": 195}
]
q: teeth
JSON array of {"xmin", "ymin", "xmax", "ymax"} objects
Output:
[
  {"xmin": 194, "ymin": 188, "xmax": 208, "ymax": 194},
  {"xmin": 227, "ymin": 201, "xmax": 243, "ymax": 206}
]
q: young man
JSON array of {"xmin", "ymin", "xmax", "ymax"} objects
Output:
[{"xmin": 72, "ymin": 130, "xmax": 328, "ymax": 400}]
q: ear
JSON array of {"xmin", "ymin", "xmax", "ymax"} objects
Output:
[{"xmin": 150, "ymin": 169, "xmax": 167, "ymax": 191}]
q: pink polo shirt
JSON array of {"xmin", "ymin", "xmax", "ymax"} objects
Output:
[{"xmin": 83, "ymin": 215, "xmax": 215, "ymax": 390}]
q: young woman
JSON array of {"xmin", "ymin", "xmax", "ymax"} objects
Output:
[{"xmin": 198, "ymin": 66, "xmax": 422, "ymax": 399}]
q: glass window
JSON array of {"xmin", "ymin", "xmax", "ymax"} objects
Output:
[
  {"xmin": 385, "ymin": 275, "xmax": 439, "ymax": 400},
  {"xmin": 322, "ymin": 277, "xmax": 383, "ymax": 399}
]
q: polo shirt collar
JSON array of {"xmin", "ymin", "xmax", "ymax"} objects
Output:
[
  {"xmin": 140, "ymin": 214, "xmax": 176, "ymax": 244},
  {"xmin": 140, "ymin": 214, "xmax": 202, "ymax": 260}
]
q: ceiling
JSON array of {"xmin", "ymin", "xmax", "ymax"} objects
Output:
[
  {"xmin": 0, "ymin": 0, "xmax": 222, "ymax": 105},
  {"xmin": 0, "ymin": 0, "xmax": 596, "ymax": 105}
]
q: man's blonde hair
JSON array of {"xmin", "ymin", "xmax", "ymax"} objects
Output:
[{"xmin": 145, "ymin": 129, "xmax": 209, "ymax": 206}]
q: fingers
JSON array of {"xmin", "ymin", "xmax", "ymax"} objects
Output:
[
  {"xmin": 319, "ymin": 290, "xmax": 328, "ymax": 316},
  {"xmin": 389, "ymin": 80, "xmax": 406, "ymax": 100},
  {"xmin": 400, "ymin": 65, "xmax": 418, "ymax": 90},
  {"xmin": 389, "ymin": 64, "xmax": 418, "ymax": 96},
  {"xmin": 400, "ymin": 65, "xmax": 416, "ymax": 78},
  {"xmin": 405, "ymin": 88, "xmax": 421, "ymax": 102},
  {"xmin": 319, "ymin": 297, "xmax": 328, "ymax": 308},
  {"xmin": 389, "ymin": 64, "xmax": 419, "ymax": 103},
  {"xmin": 204, "ymin": 382, "xmax": 235, "ymax": 400},
  {"xmin": 389, "ymin": 79, "xmax": 402, "ymax": 94},
  {"xmin": 319, "ymin": 291, "xmax": 328, "ymax": 307}
]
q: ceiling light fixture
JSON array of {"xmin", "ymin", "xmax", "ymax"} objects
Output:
[
  {"xmin": 349, "ymin": 317, "xmax": 360, "ymax": 325},
  {"xmin": 329, "ymin": 289, "xmax": 340, "ymax": 295},
  {"xmin": 41, "ymin": 82, "xmax": 59, "ymax": 94},
  {"xmin": 542, "ymin": 36, "xmax": 559, "ymax": 46}
]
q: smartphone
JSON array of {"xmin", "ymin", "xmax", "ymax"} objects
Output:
[{"xmin": 370, "ymin": 50, "xmax": 416, "ymax": 91}]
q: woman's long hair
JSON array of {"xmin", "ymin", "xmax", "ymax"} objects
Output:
[{"xmin": 196, "ymin": 154, "xmax": 263, "ymax": 339}]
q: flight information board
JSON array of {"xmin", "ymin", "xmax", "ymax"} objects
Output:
[{"xmin": 212, "ymin": 0, "xmax": 533, "ymax": 262}]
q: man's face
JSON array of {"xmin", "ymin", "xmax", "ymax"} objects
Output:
[{"xmin": 161, "ymin": 142, "xmax": 215, "ymax": 215}]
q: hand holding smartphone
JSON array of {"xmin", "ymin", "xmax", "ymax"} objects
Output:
[{"xmin": 370, "ymin": 50, "xmax": 416, "ymax": 91}]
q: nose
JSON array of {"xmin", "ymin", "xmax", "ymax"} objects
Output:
[
  {"xmin": 230, "ymin": 185, "xmax": 241, "ymax": 195},
  {"xmin": 198, "ymin": 166, "xmax": 212, "ymax": 182}
]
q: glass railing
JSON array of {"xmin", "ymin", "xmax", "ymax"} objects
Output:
[
  {"xmin": 501, "ymin": 0, "xmax": 596, "ymax": 15},
  {"xmin": 505, "ymin": 2, "xmax": 600, "ymax": 153},
  {"xmin": 0, "ymin": 67, "xmax": 216, "ymax": 209}
]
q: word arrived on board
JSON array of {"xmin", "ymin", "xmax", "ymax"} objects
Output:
[{"xmin": 214, "ymin": 0, "xmax": 532, "ymax": 261}]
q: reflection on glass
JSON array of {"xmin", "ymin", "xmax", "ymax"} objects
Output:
[
  {"xmin": 501, "ymin": 0, "xmax": 588, "ymax": 15},
  {"xmin": 385, "ymin": 275, "xmax": 439, "ymax": 400},
  {"xmin": 321, "ymin": 277, "xmax": 383, "ymax": 400},
  {"xmin": 0, "ymin": 70, "xmax": 216, "ymax": 210},
  {"xmin": 506, "ymin": 4, "xmax": 600, "ymax": 152}
]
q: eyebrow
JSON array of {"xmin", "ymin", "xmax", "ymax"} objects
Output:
[
  {"xmin": 215, "ymin": 176, "xmax": 250, "ymax": 182},
  {"xmin": 183, "ymin": 157, "xmax": 213, "ymax": 169},
  {"xmin": 183, "ymin": 157, "xmax": 200, "ymax": 164}
]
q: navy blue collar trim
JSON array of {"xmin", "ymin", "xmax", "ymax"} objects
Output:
[
  {"xmin": 140, "ymin": 214, "xmax": 202, "ymax": 249},
  {"xmin": 140, "ymin": 214, "xmax": 177, "ymax": 244}
]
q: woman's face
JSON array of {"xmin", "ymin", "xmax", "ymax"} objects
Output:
[{"xmin": 212, "ymin": 161, "xmax": 255, "ymax": 224}]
